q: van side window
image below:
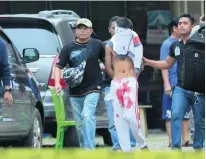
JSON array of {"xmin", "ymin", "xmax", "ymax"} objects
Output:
[
  {"xmin": 0, "ymin": 33, "xmax": 18, "ymax": 66},
  {"xmin": 56, "ymin": 21, "xmax": 75, "ymax": 46}
]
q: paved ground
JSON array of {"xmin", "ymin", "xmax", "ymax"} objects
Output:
[{"xmin": 42, "ymin": 129, "xmax": 194, "ymax": 152}]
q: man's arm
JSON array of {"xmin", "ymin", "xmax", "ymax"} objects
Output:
[
  {"xmin": 0, "ymin": 40, "xmax": 13, "ymax": 107},
  {"xmin": 105, "ymin": 44, "xmax": 114, "ymax": 78},
  {"xmin": 144, "ymin": 42, "xmax": 177, "ymax": 69},
  {"xmin": 143, "ymin": 56, "xmax": 176, "ymax": 70},
  {"xmin": 54, "ymin": 66, "xmax": 62, "ymax": 93},
  {"xmin": 162, "ymin": 69, "xmax": 170, "ymax": 87},
  {"xmin": 162, "ymin": 69, "xmax": 171, "ymax": 95},
  {"xmin": 54, "ymin": 45, "xmax": 69, "ymax": 93},
  {"xmin": 1, "ymin": 41, "xmax": 11, "ymax": 88},
  {"xmin": 160, "ymin": 43, "xmax": 171, "ymax": 94}
]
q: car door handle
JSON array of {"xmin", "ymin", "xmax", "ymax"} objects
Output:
[{"xmin": 29, "ymin": 68, "xmax": 40, "ymax": 75}]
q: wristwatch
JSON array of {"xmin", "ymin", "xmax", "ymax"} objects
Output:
[{"xmin": 4, "ymin": 88, "xmax": 12, "ymax": 93}]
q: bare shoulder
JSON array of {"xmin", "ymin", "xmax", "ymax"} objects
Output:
[{"xmin": 105, "ymin": 44, "xmax": 112, "ymax": 51}]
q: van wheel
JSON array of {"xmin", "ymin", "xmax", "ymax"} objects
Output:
[
  {"xmin": 21, "ymin": 108, "xmax": 43, "ymax": 148},
  {"xmin": 63, "ymin": 126, "xmax": 80, "ymax": 147}
]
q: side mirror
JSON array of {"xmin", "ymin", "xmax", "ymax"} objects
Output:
[{"xmin": 22, "ymin": 48, "xmax": 39, "ymax": 63}]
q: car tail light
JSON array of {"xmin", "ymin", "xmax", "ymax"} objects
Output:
[{"xmin": 48, "ymin": 55, "xmax": 67, "ymax": 88}]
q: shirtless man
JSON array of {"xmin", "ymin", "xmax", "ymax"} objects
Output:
[{"xmin": 104, "ymin": 17, "xmax": 147, "ymax": 152}]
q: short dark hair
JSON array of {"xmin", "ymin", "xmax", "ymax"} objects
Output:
[
  {"xmin": 116, "ymin": 17, "xmax": 133, "ymax": 30},
  {"xmin": 179, "ymin": 13, "xmax": 195, "ymax": 25},
  {"xmin": 168, "ymin": 17, "xmax": 179, "ymax": 35},
  {"xmin": 109, "ymin": 16, "xmax": 120, "ymax": 27},
  {"xmin": 127, "ymin": 18, "xmax": 133, "ymax": 30}
]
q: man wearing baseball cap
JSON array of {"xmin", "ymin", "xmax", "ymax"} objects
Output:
[{"xmin": 55, "ymin": 18, "xmax": 105, "ymax": 150}]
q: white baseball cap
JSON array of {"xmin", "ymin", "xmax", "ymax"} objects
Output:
[{"xmin": 76, "ymin": 18, "xmax": 92, "ymax": 28}]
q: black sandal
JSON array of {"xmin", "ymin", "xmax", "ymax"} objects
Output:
[{"xmin": 182, "ymin": 141, "xmax": 192, "ymax": 147}]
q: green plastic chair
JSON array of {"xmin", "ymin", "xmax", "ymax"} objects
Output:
[{"xmin": 49, "ymin": 87, "xmax": 76, "ymax": 150}]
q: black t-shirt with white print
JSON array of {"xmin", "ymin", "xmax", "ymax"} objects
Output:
[
  {"xmin": 56, "ymin": 38, "xmax": 105, "ymax": 96},
  {"xmin": 169, "ymin": 40, "xmax": 185, "ymax": 87}
]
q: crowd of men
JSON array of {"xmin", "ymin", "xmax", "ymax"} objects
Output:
[{"xmin": 0, "ymin": 12, "xmax": 205, "ymax": 152}]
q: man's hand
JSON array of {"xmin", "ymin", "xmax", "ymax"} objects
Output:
[
  {"xmin": 164, "ymin": 84, "xmax": 171, "ymax": 96},
  {"xmin": 143, "ymin": 57, "xmax": 150, "ymax": 66},
  {"xmin": 3, "ymin": 92, "xmax": 13, "ymax": 107},
  {"xmin": 54, "ymin": 83, "xmax": 62, "ymax": 94}
]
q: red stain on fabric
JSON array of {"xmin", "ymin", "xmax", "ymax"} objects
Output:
[
  {"xmin": 122, "ymin": 82, "xmax": 131, "ymax": 93},
  {"xmin": 116, "ymin": 81, "xmax": 133, "ymax": 108},
  {"xmin": 125, "ymin": 96, "xmax": 133, "ymax": 109},
  {"xmin": 116, "ymin": 88, "xmax": 124, "ymax": 107}
]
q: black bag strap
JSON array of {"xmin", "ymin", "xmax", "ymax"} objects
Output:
[
  {"xmin": 72, "ymin": 38, "xmax": 93, "ymax": 64},
  {"xmin": 84, "ymin": 38, "xmax": 92, "ymax": 61},
  {"xmin": 78, "ymin": 38, "xmax": 92, "ymax": 63}
]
